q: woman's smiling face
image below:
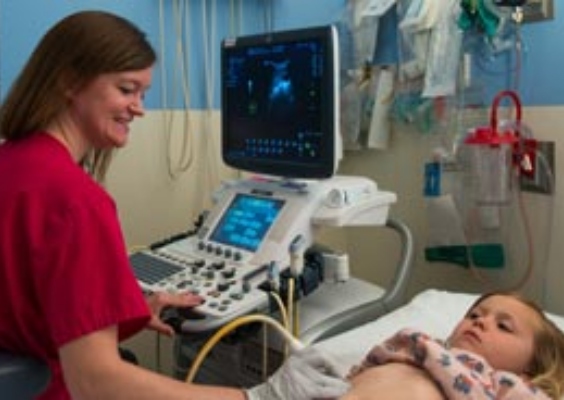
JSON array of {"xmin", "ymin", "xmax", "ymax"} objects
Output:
[{"xmin": 66, "ymin": 67, "xmax": 152, "ymax": 150}]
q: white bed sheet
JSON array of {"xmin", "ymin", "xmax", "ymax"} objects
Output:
[{"xmin": 315, "ymin": 289, "xmax": 564, "ymax": 378}]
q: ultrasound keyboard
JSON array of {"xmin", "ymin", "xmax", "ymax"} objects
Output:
[
  {"xmin": 130, "ymin": 252, "xmax": 185, "ymax": 287},
  {"xmin": 129, "ymin": 241, "xmax": 270, "ymax": 332}
]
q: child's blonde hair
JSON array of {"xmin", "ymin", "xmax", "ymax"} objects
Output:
[{"xmin": 471, "ymin": 292, "xmax": 564, "ymax": 399}]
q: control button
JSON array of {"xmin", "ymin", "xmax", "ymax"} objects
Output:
[
  {"xmin": 230, "ymin": 292, "xmax": 244, "ymax": 301},
  {"xmin": 222, "ymin": 269, "xmax": 235, "ymax": 279},
  {"xmin": 217, "ymin": 282, "xmax": 230, "ymax": 292},
  {"xmin": 177, "ymin": 308, "xmax": 206, "ymax": 320},
  {"xmin": 176, "ymin": 281, "xmax": 189, "ymax": 289}
]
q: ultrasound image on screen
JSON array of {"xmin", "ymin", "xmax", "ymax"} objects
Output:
[
  {"xmin": 209, "ymin": 194, "xmax": 285, "ymax": 252},
  {"xmin": 223, "ymin": 36, "xmax": 330, "ymax": 168}
]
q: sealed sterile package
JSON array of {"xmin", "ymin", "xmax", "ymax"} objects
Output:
[
  {"xmin": 422, "ymin": 0, "xmax": 463, "ymax": 98},
  {"xmin": 343, "ymin": 66, "xmax": 396, "ymax": 150},
  {"xmin": 399, "ymin": 0, "xmax": 440, "ymax": 32},
  {"xmin": 358, "ymin": 68, "xmax": 378, "ymax": 145},
  {"xmin": 341, "ymin": 73, "xmax": 364, "ymax": 150},
  {"xmin": 352, "ymin": 0, "xmax": 396, "ymax": 65},
  {"xmin": 354, "ymin": 14, "xmax": 380, "ymax": 65},
  {"xmin": 366, "ymin": 67, "xmax": 395, "ymax": 149},
  {"xmin": 397, "ymin": 0, "xmax": 430, "ymax": 83}
]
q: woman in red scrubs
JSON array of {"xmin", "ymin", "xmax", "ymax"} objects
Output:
[{"xmin": 0, "ymin": 10, "xmax": 348, "ymax": 400}]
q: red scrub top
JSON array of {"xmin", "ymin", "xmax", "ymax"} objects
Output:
[{"xmin": 0, "ymin": 133, "xmax": 150, "ymax": 399}]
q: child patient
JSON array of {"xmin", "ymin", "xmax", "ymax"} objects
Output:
[{"xmin": 341, "ymin": 292, "xmax": 564, "ymax": 400}]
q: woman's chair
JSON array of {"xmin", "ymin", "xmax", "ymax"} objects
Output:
[{"xmin": 0, "ymin": 351, "xmax": 50, "ymax": 398}]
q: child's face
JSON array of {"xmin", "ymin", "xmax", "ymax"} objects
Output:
[{"xmin": 448, "ymin": 295, "xmax": 539, "ymax": 375}]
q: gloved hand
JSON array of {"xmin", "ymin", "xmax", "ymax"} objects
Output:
[{"xmin": 245, "ymin": 346, "xmax": 350, "ymax": 400}]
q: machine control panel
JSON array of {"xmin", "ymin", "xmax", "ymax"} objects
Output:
[
  {"xmin": 130, "ymin": 176, "xmax": 396, "ymax": 332},
  {"xmin": 130, "ymin": 243, "xmax": 271, "ymax": 331}
]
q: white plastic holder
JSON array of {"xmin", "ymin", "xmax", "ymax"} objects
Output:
[{"xmin": 311, "ymin": 176, "xmax": 397, "ymax": 227}]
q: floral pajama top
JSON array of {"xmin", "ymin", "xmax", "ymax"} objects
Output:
[{"xmin": 348, "ymin": 328, "xmax": 549, "ymax": 400}]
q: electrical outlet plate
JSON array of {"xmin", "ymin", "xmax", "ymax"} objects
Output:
[
  {"xmin": 522, "ymin": 0, "xmax": 554, "ymax": 22},
  {"xmin": 520, "ymin": 140, "xmax": 555, "ymax": 195}
]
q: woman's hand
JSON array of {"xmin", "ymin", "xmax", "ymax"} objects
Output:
[{"xmin": 145, "ymin": 292, "xmax": 203, "ymax": 336}]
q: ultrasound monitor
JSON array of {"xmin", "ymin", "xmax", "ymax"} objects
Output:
[
  {"xmin": 221, "ymin": 25, "xmax": 340, "ymax": 179},
  {"xmin": 209, "ymin": 193, "xmax": 285, "ymax": 252}
]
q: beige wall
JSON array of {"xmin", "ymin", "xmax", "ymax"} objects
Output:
[
  {"xmin": 512, "ymin": 107, "xmax": 563, "ymax": 314},
  {"xmin": 106, "ymin": 111, "xmax": 239, "ymax": 248},
  {"xmin": 107, "ymin": 106, "xmax": 564, "ymax": 371},
  {"xmin": 337, "ymin": 106, "xmax": 563, "ymax": 314}
]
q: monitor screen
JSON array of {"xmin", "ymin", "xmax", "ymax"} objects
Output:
[
  {"xmin": 221, "ymin": 25, "xmax": 340, "ymax": 179},
  {"xmin": 209, "ymin": 193, "xmax": 285, "ymax": 252}
]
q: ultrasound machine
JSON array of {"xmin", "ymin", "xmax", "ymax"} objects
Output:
[{"xmin": 129, "ymin": 25, "xmax": 402, "ymax": 385}]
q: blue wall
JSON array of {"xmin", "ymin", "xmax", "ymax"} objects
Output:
[
  {"xmin": 518, "ymin": 13, "xmax": 563, "ymax": 105},
  {"xmin": 0, "ymin": 0, "xmax": 273, "ymax": 110},
  {"xmin": 0, "ymin": 0, "xmax": 561, "ymax": 109}
]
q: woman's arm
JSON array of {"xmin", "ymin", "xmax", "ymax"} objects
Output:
[{"xmin": 59, "ymin": 325, "xmax": 246, "ymax": 400}]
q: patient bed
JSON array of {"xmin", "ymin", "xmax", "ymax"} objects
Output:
[{"xmin": 314, "ymin": 289, "xmax": 564, "ymax": 379}]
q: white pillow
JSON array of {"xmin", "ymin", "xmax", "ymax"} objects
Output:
[
  {"xmin": 408, "ymin": 289, "xmax": 564, "ymax": 335},
  {"xmin": 316, "ymin": 289, "xmax": 564, "ymax": 391}
]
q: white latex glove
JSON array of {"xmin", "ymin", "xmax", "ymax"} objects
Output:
[{"xmin": 245, "ymin": 346, "xmax": 350, "ymax": 400}]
